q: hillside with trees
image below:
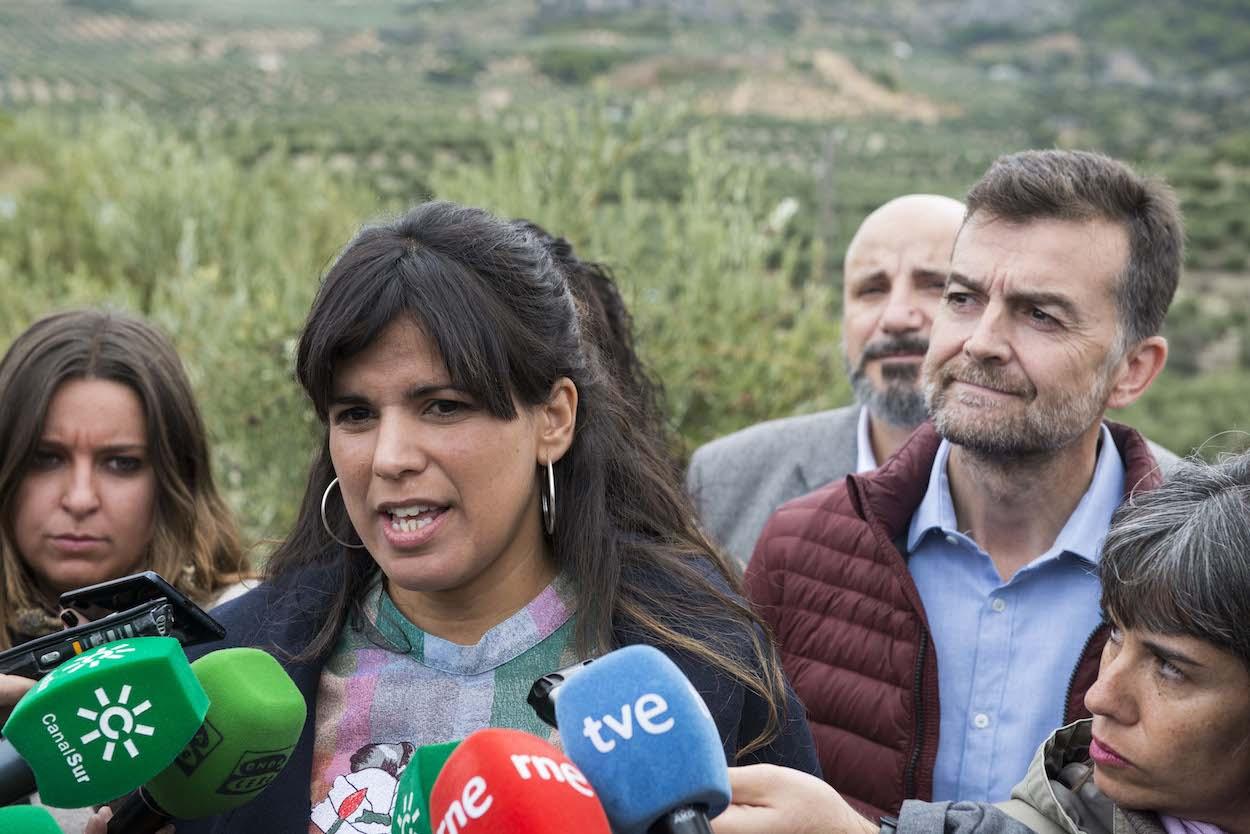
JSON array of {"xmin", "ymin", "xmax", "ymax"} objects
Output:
[{"xmin": 1, "ymin": 0, "xmax": 1246, "ymax": 540}]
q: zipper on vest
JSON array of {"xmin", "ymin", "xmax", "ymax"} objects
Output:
[
  {"xmin": 1062, "ymin": 625, "xmax": 1103, "ymax": 724},
  {"xmin": 904, "ymin": 626, "xmax": 928, "ymax": 799}
]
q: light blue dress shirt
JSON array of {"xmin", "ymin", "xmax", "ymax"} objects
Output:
[
  {"xmin": 855, "ymin": 406, "xmax": 880, "ymax": 473},
  {"xmin": 907, "ymin": 423, "xmax": 1124, "ymax": 803}
]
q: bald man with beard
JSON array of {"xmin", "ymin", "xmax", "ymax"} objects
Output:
[{"xmin": 687, "ymin": 194, "xmax": 968, "ymax": 566}]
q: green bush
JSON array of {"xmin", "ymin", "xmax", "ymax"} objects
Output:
[
  {"xmin": 1080, "ymin": 0, "xmax": 1250, "ymax": 72},
  {"xmin": 423, "ymin": 105, "xmax": 851, "ymax": 450},
  {"xmin": 427, "ymin": 52, "xmax": 486, "ymax": 85},
  {"xmin": 1117, "ymin": 369, "xmax": 1250, "ymax": 459},
  {"xmin": 0, "ymin": 106, "xmax": 849, "ymax": 546},
  {"xmin": 531, "ymin": 45, "xmax": 633, "ymax": 85},
  {"xmin": 0, "ymin": 110, "xmax": 378, "ymax": 545},
  {"xmin": 948, "ymin": 22, "xmax": 1024, "ymax": 51}
]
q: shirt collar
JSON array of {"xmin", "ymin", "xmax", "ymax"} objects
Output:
[
  {"xmin": 855, "ymin": 406, "xmax": 878, "ymax": 473},
  {"xmin": 1052, "ymin": 423, "xmax": 1125, "ymax": 564},
  {"xmin": 907, "ymin": 438, "xmax": 955, "ymax": 552},
  {"xmin": 364, "ymin": 573, "xmax": 577, "ymax": 675},
  {"xmin": 906, "ymin": 423, "xmax": 1126, "ymax": 565}
]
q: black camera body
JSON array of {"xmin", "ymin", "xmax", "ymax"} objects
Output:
[{"xmin": 0, "ymin": 571, "xmax": 224, "ymax": 679}]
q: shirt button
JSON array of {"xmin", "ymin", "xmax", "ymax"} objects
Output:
[
  {"xmin": 944, "ymin": 534, "xmax": 959, "ymax": 546},
  {"xmin": 991, "ymin": 598, "xmax": 1007, "ymax": 613},
  {"xmin": 973, "ymin": 713, "xmax": 991, "ymax": 729}
]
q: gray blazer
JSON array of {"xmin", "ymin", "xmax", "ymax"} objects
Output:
[
  {"xmin": 687, "ymin": 404, "xmax": 862, "ymax": 567},
  {"xmin": 687, "ymin": 404, "xmax": 1181, "ymax": 568}
]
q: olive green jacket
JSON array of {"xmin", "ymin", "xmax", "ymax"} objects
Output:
[{"xmin": 997, "ymin": 720, "xmax": 1165, "ymax": 834}]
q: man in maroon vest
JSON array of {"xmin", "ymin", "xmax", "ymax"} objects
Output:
[{"xmin": 746, "ymin": 150, "xmax": 1183, "ymax": 821}]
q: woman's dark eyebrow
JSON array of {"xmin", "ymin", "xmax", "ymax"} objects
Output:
[
  {"xmin": 405, "ymin": 383, "xmax": 461, "ymax": 400},
  {"xmin": 1141, "ymin": 638, "xmax": 1203, "ymax": 668},
  {"xmin": 36, "ymin": 439, "xmax": 146, "ymax": 453},
  {"xmin": 327, "ymin": 392, "xmax": 369, "ymax": 408},
  {"xmin": 328, "ymin": 383, "xmax": 461, "ymax": 407}
]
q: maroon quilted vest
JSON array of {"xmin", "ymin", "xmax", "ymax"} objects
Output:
[{"xmin": 745, "ymin": 421, "xmax": 1165, "ymax": 819}]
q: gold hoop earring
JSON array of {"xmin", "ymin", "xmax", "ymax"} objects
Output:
[
  {"xmin": 320, "ymin": 477, "xmax": 367, "ymax": 550},
  {"xmin": 539, "ymin": 457, "xmax": 556, "ymax": 536}
]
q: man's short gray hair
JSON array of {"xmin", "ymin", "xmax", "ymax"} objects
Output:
[
  {"xmin": 965, "ymin": 149, "xmax": 1183, "ymax": 348},
  {"xmin": 1101, "ymin": 453, "xmax": 1250, "ymax": 670}
]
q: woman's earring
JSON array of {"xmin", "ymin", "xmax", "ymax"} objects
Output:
[
  {"xmin": 321, "ymin": 477, "xmax": 368, "ymax": 550},
  {"xmin": 540, "ymin": 456, "xmax": 556, "ymax": 536}
]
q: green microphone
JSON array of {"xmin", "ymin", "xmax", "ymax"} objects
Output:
[
  {"xmin": 106, "ymin": 647, "xmax": 307, "ymax": 833},
  {"xmin": 1, "ymin": 636, "xmax": 209, "ymax": 808},
  {"xmin": 391, "ymin": 740, "xmax": 460, "ymax": 834},
  {"xmin": 0, "ymin": 804, "xmax": 63, "ymax": 832}
]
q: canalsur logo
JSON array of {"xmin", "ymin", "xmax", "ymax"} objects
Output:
[
  {"xmin": 393, "ymin": 793, "xmax": 420, "ymax": 834},
  {"xmin": 63, "ymin": 643, "xmax": 136, "ymax": 674},
  {"xmin": 77, "ymin": 685, "xmax": 156, "ymax": 762}
]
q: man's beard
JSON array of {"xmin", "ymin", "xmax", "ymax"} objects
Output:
[
  {"xmin": 922, "ymin": 354, "xmax": 1112, "ymax": 458},
  {"xmin": 846, "ymin": 335, "xmax": 930, "ymax": 429}
]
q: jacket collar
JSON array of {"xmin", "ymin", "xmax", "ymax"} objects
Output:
[
  {"xmin": 1007, "ymin": 719, "xmax": 1167, "ymax": 834},
  {"xmin": 848, "ymin": 420, "xmax": 1164, "ymax": 542}
]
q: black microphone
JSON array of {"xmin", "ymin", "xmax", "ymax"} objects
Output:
[
  {"xmin": 526, "ymin": 657, "xmax": 597, "ymax": 728},
  {"xmin": 0, "ymin": 738, "xmax": 37, "ymax": 806}
]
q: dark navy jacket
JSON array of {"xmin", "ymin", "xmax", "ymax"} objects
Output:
[{"xmin": 176, "ymin": 561, "xmax": 820, "ymax": 833}]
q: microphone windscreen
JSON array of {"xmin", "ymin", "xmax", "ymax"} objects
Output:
[
  {"xmin": 554, "ymin": 644, "xmax": 730, "ymax": 834},
  {"xmin": 392, "ymin": 740, "xmax": 459, "ymax": 834},
  {"xmin": 0, "ymin": 804, "xmax": 62, "ymax": 832},
  {"xmin": 143, "ymin": 647, "xmax": 307, "ymax": 818},
  {"xmin": 2, "ymin": 637, "xmax": 208, "ymax": 808},
  {"xmin": 429, "ymin": 728, "xmax": 609, "ymax": 833}
]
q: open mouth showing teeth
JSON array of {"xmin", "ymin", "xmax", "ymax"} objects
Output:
[{"xmin": 387, "ymin": 505, "xmax": 444, "ymax": 533}]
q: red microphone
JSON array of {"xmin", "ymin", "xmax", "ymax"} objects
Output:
[{"xmin": 429, "ymin": 728, "xmax": 611, "ymax": 833}]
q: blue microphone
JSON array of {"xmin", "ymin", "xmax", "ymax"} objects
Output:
[{"xmin": 554, "ymin": 644, "xmax": 730, "ymax": 834}]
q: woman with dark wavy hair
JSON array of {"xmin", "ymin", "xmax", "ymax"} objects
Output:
[
  {"xmin": 0, "ymin": 309, "xmax": 251, "ymax": 834},
  {"xmin": 0, "ymin": 309, "xmax": 251, "ymax": 654},
  {"xmin": 162, "ymin": 201, "xmax": 817, "ymax": 834}
]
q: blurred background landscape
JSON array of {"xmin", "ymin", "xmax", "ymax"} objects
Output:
[{"xmin": 1, "ymin": 0, "xmax": 1247, "ymax": 544}]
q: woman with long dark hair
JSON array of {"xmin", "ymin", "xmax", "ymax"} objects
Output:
[
  {"xmin": 0, "ymin": 309, "xmax": 250, "ymax": 653},
  {"xmin": 163, "ymin": 202, "xmax": 817, "ymax": 834},
  {"xmin": 0, "ymin": 309, "xmax": 251, "ymax": 834}
]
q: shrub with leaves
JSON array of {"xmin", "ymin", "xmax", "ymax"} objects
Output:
[
  {"xmin": 0, "ymin": 109, "xmax": 378, "ymax": 543},
  {"xmin": 425, "ymin": 104, "xmax": 852, "ymax": 450}
]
